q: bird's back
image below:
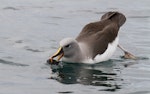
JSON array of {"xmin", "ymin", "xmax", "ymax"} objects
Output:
[{"xmin": 76, "ymin": 12, "xmax": 126, "ymax": 59}]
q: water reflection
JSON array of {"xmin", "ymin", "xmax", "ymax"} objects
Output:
[{"xmin": 49, "ymin": 60, "xmax": 123, "ymax": 91}]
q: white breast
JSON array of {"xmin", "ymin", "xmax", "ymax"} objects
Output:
[
  {"xmin": 82, "ymin": 36, "xmax": 119, "ymax": 64},
  {"xmin": 94, "ymin": 36, "xmax": 119, "ymax": 63}
]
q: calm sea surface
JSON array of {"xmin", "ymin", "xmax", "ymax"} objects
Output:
[{"xmin": 0, "ymin": 0, "xmax": 150, "ymax": 94}]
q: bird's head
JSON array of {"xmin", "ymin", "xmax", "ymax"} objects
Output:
[{"xmin": 47, "ymin": 38, "xmax": 80, "ymax": 64}]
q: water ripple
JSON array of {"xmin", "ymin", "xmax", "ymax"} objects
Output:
[
  {"xmin": 128, "ymin": 16, "xmax": 150, "ymax": 18},
  {"xmin": 0, "ymin": 59, "xmax": 29, "ymax": 67},
  {"xmin": 3, "ymin": 7, "xmax": 19, "ymax": 10},
  {"xmin": 49, "ymin": 62, "xmax": 123, "ymax": 91},
  {"xmin": 58, "ymin": 91, "xmax": 73, "ymax": 94}
]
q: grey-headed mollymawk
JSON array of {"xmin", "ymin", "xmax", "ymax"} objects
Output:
[{"xmin": 48, "ymin": 11, "xmax": 136, "ymax": 64}]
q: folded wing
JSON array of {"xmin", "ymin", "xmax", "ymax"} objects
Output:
[{"xmin": 76, "ymin": 12, "xmax": 126, "ymax": 58}]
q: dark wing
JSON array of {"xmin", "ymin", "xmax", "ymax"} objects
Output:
[
  {"xmin": 101, "ymin": 11, "xmax": 126, "ymax": 27},
  {"xmin": 90, "ymin": 23, "xmax": 119, "ymax": 58},
  {"xmin": 76, "ymin": 12, "xmax": 126, "ymax": 58},
  {"xmin": 76, "ymin": 12, "xmax": 126, "ymax": 41}
]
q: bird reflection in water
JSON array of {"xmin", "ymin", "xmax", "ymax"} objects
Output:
[{"xmin": 48, "ymin": 60, "xmax": 123, "ymax": 91}]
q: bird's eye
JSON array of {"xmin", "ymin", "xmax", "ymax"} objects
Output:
[{"xmin": 65, "ymin": 44, "xmax": 71, "ymax": 48}]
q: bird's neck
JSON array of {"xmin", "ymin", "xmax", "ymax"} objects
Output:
[{"xmin": 78, "ymin": 42, "xmax": 92, "ymax": 61}]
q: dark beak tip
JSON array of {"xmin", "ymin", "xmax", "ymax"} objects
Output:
[
  {"xmin": 46, "ymin": 59, "xmax": 60, "ymax": 65},
  {"xmin": 47, "ymin": 59, "xmax": 51, "ymax": 64}
]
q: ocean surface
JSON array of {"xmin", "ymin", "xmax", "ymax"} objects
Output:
[{"xmin": 0, "ymin": 0, "xmax": 150, "ymax": 94}]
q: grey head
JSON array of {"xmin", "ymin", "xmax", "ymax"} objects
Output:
[
  {"xmin": 60, "ymin": 38, "xmax": 85, "ymax": 62},
  {"xmin": 50, "ymin": 38, "xmax": 84, "ymax": 63}
]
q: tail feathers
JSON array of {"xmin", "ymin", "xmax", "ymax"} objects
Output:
[{"xmin": 101, "ymin": 11, "xmax": 126, "ymax": 27}]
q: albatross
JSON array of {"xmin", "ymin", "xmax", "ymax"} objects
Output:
[{"xmin": 48, "ymin": 11, "xmax": 136, "ymax": 64}]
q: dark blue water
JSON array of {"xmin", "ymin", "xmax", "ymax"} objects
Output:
[{"xmin": 0, "ymin": 0, "xmax": 150, "ymax": 94}]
